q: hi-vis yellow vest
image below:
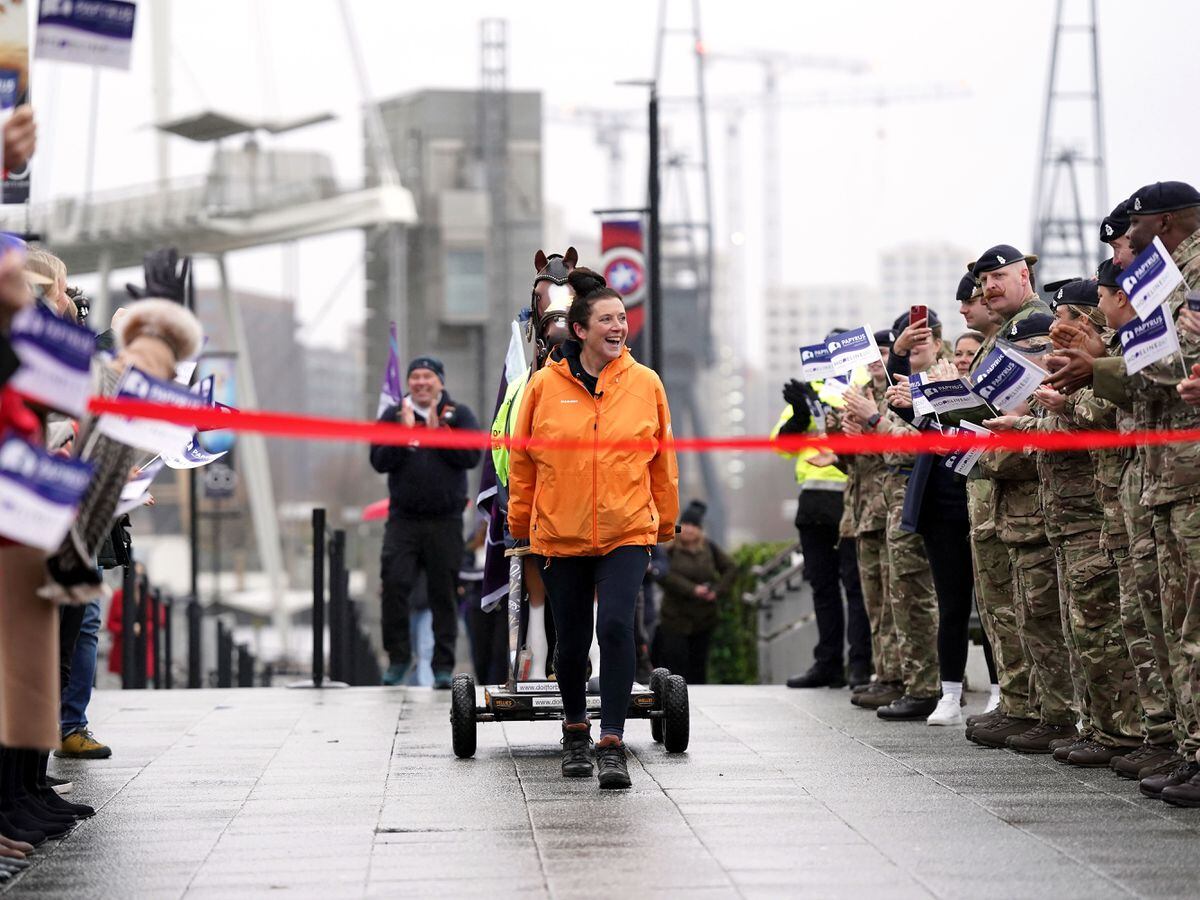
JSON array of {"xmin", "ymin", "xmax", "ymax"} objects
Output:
[
  {"xmin": 770, "ymin": 369, "xmax": 869, "ymax": 490},
  {"xmin": 491, "ymin": 369, "xmax": 530, "ymax": 487}
]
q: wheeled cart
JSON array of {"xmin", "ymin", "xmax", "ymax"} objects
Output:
[{"xmin": 450, "ymin": 546, "xmax": 689, "ymax": 758}]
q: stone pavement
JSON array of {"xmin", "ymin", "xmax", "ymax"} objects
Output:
[{"xmin": 4, "ymin": 684, "xmax": 1199, "ymax": 899}]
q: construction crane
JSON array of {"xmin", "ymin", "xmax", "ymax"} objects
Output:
[
  {"xmin": 698, "ymin": 49, "xmax": 868, "ymax": 292},
  {"xmin": 545, "ymin": 105, "xmax": 644, "ymax": 207}
]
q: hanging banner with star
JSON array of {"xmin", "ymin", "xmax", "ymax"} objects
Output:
[{"xmin": 600, "ymin": 218, "xmax": 648, "ymax": 360}]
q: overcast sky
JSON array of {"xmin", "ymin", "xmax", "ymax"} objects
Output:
[{"xmin": 40, "ymin": 0, "xmax": 1200, "ymax": 348}]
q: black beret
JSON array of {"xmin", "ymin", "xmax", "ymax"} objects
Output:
[
  {"xmin": 891, "ymin": 308, "xmax": 941, "ymax": 332},
  {"xmin": 1053, "ymin": 278, "xmax": 1099, "ymax": 310},
  {"xmin": 955, "ymin": 273, "xmax": 981, "ymax": 303},
  {"xmin": 972, "ymin": 245, "xmax": 1036, "ymax": 275},
  {"xmin": 1004, "ymin": 312, "xmax": 1054, "ymax": 342},
  {"xmin": 1126, "ymin": 181, "xmax": 1200, "ymax": 216},
  {"xmin": 1096, "ymin": 259, "xmax": 1124, "ymax": 290},
  {"xmin": 873, "ymin": 328, "xmax": 896, "ymax": 348},
  {"xmin": 1099, "ymin": 201, "xmax": 1130, "ymax": 243},
  {"xmin": 680, "ymin": 499, "xmax": 707, "ymax": 527},
  {"xmin": 823, "ymin": 327, "xmax": 850, "ymax": 343}
]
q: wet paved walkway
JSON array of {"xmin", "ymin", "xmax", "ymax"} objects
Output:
[{"xmin": 4, "ymin": 684, "xmax": 1198, "ymax": 899}]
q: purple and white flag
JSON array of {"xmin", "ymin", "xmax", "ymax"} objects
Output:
[{"xmin": 0, "ymin": 432, "xmax": 93, "ymax": 551}]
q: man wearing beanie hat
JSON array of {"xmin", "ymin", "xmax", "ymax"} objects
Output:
[{"xmin": 370, "ymin": 355, "xmax": 482, "ymax": 688}]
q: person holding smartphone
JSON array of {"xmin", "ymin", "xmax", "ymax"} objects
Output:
[
  {"xmin": 508, "ymin": 267, "xmax": 679, "ymax": 790},
  {"xmin": 370, "ymin": 356, "xmax": 483, "ymax": 689}
]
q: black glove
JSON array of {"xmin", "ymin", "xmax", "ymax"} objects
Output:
[
  {"xmin": 782, "ymin": 379, "xmax": 817, "ymax": 410},
  {"xmin": 126, "ymin": 247, "xmax": 191, "ymax": 304}
]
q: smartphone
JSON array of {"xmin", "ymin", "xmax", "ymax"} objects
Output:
[
  {"xmin": 909, "ymin": 304, "xmax": 928, "ymax": 329},
  {"xmin": 1187, "ymin": 290, "xmax": 1200, "ymax": 313}
]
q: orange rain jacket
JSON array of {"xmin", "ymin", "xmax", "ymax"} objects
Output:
[{"xmin": 508, "ymin": 347, "xmax": 679, "ymax": 557}]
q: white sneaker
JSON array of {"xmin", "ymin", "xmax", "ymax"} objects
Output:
[
  {"xmin": 926, "ymin": 695, "xmax": 964, "ymax": 726},
  {"xmin": 983, "ymin": 693, "xmax": 1001, "ymax": 714}
]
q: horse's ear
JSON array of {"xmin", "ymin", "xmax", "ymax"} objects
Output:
[
  {"xmin": 534, "ymin": 250, "xmax": 548, "ymax": 272},
  {"xmin": 564, "ymin": 246, "xmax": 579, "ymax": 268}
]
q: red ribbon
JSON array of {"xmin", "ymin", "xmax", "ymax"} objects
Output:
[{"xmin": 85, "ymin": 395, "xmax": 1200, "ymax": 456}]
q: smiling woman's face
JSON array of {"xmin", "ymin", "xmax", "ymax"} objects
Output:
[{"xmin": 574, "ymin": 297, "xmax": 628, "ymax": 364}]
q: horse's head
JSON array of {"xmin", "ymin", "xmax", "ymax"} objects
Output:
[{"xmin": 530, "ymin": 247, "xmax": 578, "ymax": 362}]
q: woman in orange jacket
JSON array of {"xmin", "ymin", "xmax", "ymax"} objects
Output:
[{"xmin": 508, "ymin": 267, "xmax": 679, "ymax": 789}]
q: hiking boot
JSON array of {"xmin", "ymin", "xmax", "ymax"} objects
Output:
[
  {"xmin": 965, "ymin": 708, "xmax": 1003, "ymax": 730},
  {"xmin": 926, "ymin": 695, "xmax": 964, "ymax": 727},
  {"xmin": 1052, "ymin": 738, "xmax": 1092, "ymax": 762},
  {"xmin": 595, "ymin": 738, "xmax": 631, "ymax": 789},
  {"xmin": 1161, "ymin": 768, "xmax": 1200, "ymax": 808},
  {"xmin": 560, "ymin": 725, "xmax": 594, "ymax": 778},
  {"xmin": 852, "ymin": 682, "xmax": 903, "ymax": 709},
  {"xmin": 1138, "ymin": 749, "xmax": 1184, "ymax": 781},
  {"xmin": 1140, "ymin": 759, "xmax": 1199, "ymax": 799},
  {"xmin": 1006, "ymin": 722, "xmax": 1077, "ymax": 754},
  {"xmin": 968, "ymin": 716, "xmax": 1037, "ymax": 748},
  {"xmin": 786, "ymin": 666, "xmax": 846, "ymax": 689},
  {"xmin": 1067, "ymin": 740, "xmax": 1135, "ymax": 768},
  {"xmin": 877, "ymin": 695, "xmax": 939, "ymax": 721},
  {"xmin": 55, "ymin": 730, "xmax": 111, "ymax": 760},
  {"xmin": 1111, "ymin": 743, "xmax": 1173, "ymax": 779}
]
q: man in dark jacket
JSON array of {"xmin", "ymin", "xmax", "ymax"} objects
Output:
[{"xmin": 370, "ymin": 356, "xmax": 482, "ymax": 688}]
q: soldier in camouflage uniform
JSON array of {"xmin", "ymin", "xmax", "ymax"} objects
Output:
[
  {"xmin": 851, "ymin": 314, "xmax": 942, "ymax": 720},
  {"xmin": 1078, "ymin": 258, "xmax": 1180, "ymax": 780},
  {"xmin": 955, "ymin": 274, "xmax": 1037, "ymax": 730},
  {"xmin": 935, "ymin": 246, "xmax": 1076, "ymax": 752},
  {"xmin": 989, "ymin": 287, "xmax": 1142, "ymax": 762},
  {"xmin": 840, "ymin": 332, "xmax": 904, "ymax": 709},
  {"xmin": 1086, "ymin": 183, "xmax": 1200, "ymax": 804}
]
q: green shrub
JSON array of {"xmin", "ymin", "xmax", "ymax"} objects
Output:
[{"xmin": 708, "ymin": 541, "xmax": 791, "ymax": 684}]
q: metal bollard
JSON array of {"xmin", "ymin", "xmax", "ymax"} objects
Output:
[
  {"xmin": 186, "ymin": 596, "xmax": 202, "ymax": 689},
  {"xmin": 328, "ymin": 530, "xmax": 346, "ymax": 683},
  {"xmin": 163, "ymin": 595, "xmax": 174, "ymax": 690},
  {"xmin": 312, "ymin": 508, "xmax": 326, "ymax": 687},
  {"xmin": 346, "ymin": 600, "xmax": 360, "ymax": 686},
  {"xmin": 216, "ymin": 620, "xmax": 233, "ymax": 688},
  {"xmin": 149, "ymin": 589, "xmax": 161, "ymax": 690},
  {"xmin": 133, "ymin": 576, "xmax": 149, "ymax": 690},
  {"xmin": 121, "ymin": 564, "xmax": 137, "ymax": 689},
  {"xmin": 261, "ymin": 662, "xmax": 274, "ymax": 688},
  {"xmin": 236, "ymin": 644, "xmax": 254, "ymax": 687}
]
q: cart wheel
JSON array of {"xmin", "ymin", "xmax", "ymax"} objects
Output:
[
  {"xmin": 450, "ymin": 673, "xmax": 477, "ymax": 759},
  {"xmin": 649, "ymin": 668, "xmax": 670, "ymax": 743},
  {"xmin": 662, "ymin": 674, "xmax": 689, "ymax": 753}
]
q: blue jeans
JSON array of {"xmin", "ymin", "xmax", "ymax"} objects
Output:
[
  {"xmin": 61, "ymin": 600, "xmax": 101, "ymax": 736},
  {"xmin": 406, "ymin": 609, "xmax": 434, "ymax": 687}
]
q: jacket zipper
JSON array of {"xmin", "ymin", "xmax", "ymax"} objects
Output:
[{"xmin": 592, "ymin": 379, "xmax": 601, "ymax": 552}]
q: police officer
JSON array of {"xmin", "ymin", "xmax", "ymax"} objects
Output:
[{"xmin": 774, "ymin": 332, "xmax": 872, "ymax": 689}]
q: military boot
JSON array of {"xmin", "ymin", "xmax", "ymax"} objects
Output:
[
  {"xmin": 965, "ymin": 708, "xmax": 1003, "ymax": 730},
  {"xmin": 968, "ymin": 715, "xmax": 1037, "ymax": 748},
  {"xmin": 1161, "ymin": 767, "xmax": 1200, "ymax": 808},
  {"xmin": 852, "ymin": 682, "xmax": 903, "ymax": 709},
  {"xmin": 1006, "ymin": 722, "xmax": 1078, "ymax": 754},
  {"xmin": 1052, "ymin": 737, "xmax": 1092, "ymax": 763},
  {"xmin": 1066, "ymin": 740, "xmax": 1136, "ymax": 768},
  {"xmin": 1111, "ymin": 744, "xmax": 1175, "ymax": 780},
  {"xmin": 1140, "ymin": 759, "xmax": 1199, "ymax": 799}
]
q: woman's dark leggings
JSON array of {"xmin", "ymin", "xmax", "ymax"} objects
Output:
[
  {"xmin": 919, "ymin": 518, "xmax": 999, "ymax": 685},
  {"xmin": 540, "ymin": 545, "xmax": 648, "ymax": 740}
]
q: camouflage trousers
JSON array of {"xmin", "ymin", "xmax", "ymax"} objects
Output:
[
  {"xmin": 1057, "ymin": 534, "xmax": 1143, "ymax": 746},
  {"xmin": 857, "ymin": 530, "xmax": 901, "ymax": 683},
  {"xmin": 1113, "ymin": 547, "xmax": 1176, "ymax": 746},
  {"xmin": 1121, "ymin": 461, "xmax": 1180, "ymax": 747},
  {"xmin": 970, "ymin": 530, "xmax": 1035, "ymax": 718},
  {"xmin": 1153, "ymin": 498, "xmax": 1200, "ymax": 760},
  {"xmin": 1007, "ymin": 541, "xmax": 1075, "ymax": 726},
  {"xmin": 885, "ymin": 475, "xmax": 939, "ymax": 699}
]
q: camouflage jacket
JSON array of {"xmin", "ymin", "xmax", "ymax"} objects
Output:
[
  {"xmin": 844, "ymin": 382, "xmax": 891, "ymax": 536},
  {"xmin": 1071, "ymin": 378, "xmax": 1131, "ymax": 551},
  {"xmin": 1093, "ymin": 227, "xmax": 1200, "ymax": 508}
]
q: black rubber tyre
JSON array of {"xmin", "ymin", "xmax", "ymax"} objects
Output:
[
  {"xmin": 662, "ymin": 674, "xmax": 690, "ymax": 753},
  {"xmin": 649, "ymin": 667, "xmax": 671, "ymax": 743},
  {"xmin": 450, "ymin": 673, "xmax": 477, "ymax": 759}
]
